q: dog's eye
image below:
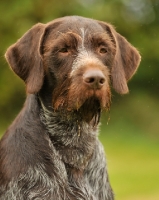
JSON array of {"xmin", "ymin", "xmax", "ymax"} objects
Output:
[
  {"xmin": 99, "ymin": 47, "xmax": 107, "ymax": 54},
  {"xmin": 59, "ymin": 47, "xmax": 68, "ymax": 53}
]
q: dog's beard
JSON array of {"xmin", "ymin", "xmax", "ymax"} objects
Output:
[
  {"xmin": 68, "ymin": 91, "xmax": 111, "ymax": 123},
  {"xmin": 76, "ymin": 97, "xmax": 101, "ymax": 124},
  {"xmin": 52, "ymin": 83, "xmax": 111, "ymax": 124}
]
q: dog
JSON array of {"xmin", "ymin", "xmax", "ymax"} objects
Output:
[{"xmin": 0, "ymin": 16, "xmax": 141, "ymax": 200}]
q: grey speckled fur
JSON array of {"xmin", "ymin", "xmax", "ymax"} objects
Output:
[{"xmin": 39, "ymin": 101, "xmax": 114, "ymax": 200}]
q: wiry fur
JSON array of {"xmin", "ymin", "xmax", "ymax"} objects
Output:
[{"xmin": 0, "ymin": 16, "xmax": 141, "ymax": 200}]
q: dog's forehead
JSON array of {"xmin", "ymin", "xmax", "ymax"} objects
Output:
[
  {"xmin": 63, "ymin": 16, "xmax": 103, "ymax": 31},
  {"xmin": 48, "ymin": 16, "xmax": 105, "ymax": 37}
]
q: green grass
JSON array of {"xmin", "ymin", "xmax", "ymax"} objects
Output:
[{"xmin": 99, "ymin": 131, "xmax": 159, "ymax": 200}]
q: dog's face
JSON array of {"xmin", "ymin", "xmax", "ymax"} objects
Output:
[
  {"xmin": 5, "ymin": 16, "xmax": 141, "ymax": 118},
  {"xmin": 42, "ymin": 17, "xmax": 116, "ymax": 112}
]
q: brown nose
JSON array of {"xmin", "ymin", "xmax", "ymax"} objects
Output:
[{"xmin": 83, "ymin": 70, "xmax": 106, "ymax": 89}]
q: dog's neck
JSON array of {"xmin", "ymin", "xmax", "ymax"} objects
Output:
[
  {"xmin": 38, "ymin": 95, "xmax": 100, "ymax": 169},
  {"xmin": 38, "ymin": 95, "xmax": 100, "ymax": 136},
  {"xmin": 39, "ymin": 98, "xmax": 99, "ymax": 133}
]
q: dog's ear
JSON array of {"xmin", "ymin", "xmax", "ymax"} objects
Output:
[
  {"xmin": 99, "ymin": 22, "xmax": 141, "ymax": 94},
  {"xmin": 111, "ymin": 30, "xmax": 141, "ymax": 94},
  {"xmin": 5, "ymin": 23, "xmax": 46, "ymax": 94}
]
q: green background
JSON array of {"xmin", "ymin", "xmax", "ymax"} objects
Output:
[{"xmin": 0, "ymin": 0, "xmax": 159, "ymax": 199}]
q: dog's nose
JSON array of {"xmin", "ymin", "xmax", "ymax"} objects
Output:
[{"xmin": 83, "ymin": 70, "xmax": 106, "ymax": 89}]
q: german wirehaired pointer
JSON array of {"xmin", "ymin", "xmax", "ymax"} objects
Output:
[{"xmin": 0, "ymin": 16, "xmax": 141, "ymax": 200}]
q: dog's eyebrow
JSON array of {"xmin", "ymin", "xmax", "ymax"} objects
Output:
[{"xmin": 56, "ymin": 31, "xmax": 81, "ymax": 41}]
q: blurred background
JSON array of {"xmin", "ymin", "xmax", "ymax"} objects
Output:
[{"xmin": 0, "ymin": 0, "xmax": 159, "ymax": 199}]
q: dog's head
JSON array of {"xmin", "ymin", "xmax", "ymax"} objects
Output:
[{"xmin": 5, "ymin": 16, "xmax": 141, "ymax": 116}]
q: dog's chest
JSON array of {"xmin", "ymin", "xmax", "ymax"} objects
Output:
[
  {"xmin": 53, "ymin": 124, "xmax": 97, "ymax": 168},
  {"xmin": 40, "ymin": 109, "xmax": 98, "ymax": 168}
]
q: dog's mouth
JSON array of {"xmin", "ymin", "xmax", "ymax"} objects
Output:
[
  {"xmin": 67, "ymin": 87, "xmax": 111, "ymax": 111},
  {"xmin": 53, "ymin": 90, "xmax": 111, "ymax": 124},
  {"xmin": 77, "ymin": 97, "xmax": 102, "ymax": 124}
]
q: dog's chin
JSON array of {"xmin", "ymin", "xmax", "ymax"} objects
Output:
[
  {"xmin": 70, "ymin": 90, "xmax": 111, "ymax": 111},
  {"xmin": 52, "ymin": 88, "xmax": 111, "ymax": 124},
  {"xmin": 67, "ymin": 94, "xmax": 111, "ymax": 124},
  {"xmin": 77, "ymin": 97, "xmax": 101, "ymax": 124}
]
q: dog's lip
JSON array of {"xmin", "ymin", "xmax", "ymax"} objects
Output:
[
  {"xmin": 77, "ymin": 96, "xmax": 101, "ymax": 110},
  {"xmin": 66, "ymin": 95, "xmax": 101, "ymax": 109},
  {"xmin": 78, "ymin": 98, "xmax": 101, "ymax": 125}
]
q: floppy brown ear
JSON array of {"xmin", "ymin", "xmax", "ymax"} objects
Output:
[
  {"xmin": 5, "ymin": 23, "xmax": 46, "ymax": 94},
  {"xmin": 111, "ymin": 31, "xmax": 141, "ymax": 94},
  {"xmin": 99, "ymin": 21, "xmax": 141, "ymax": 94}
]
